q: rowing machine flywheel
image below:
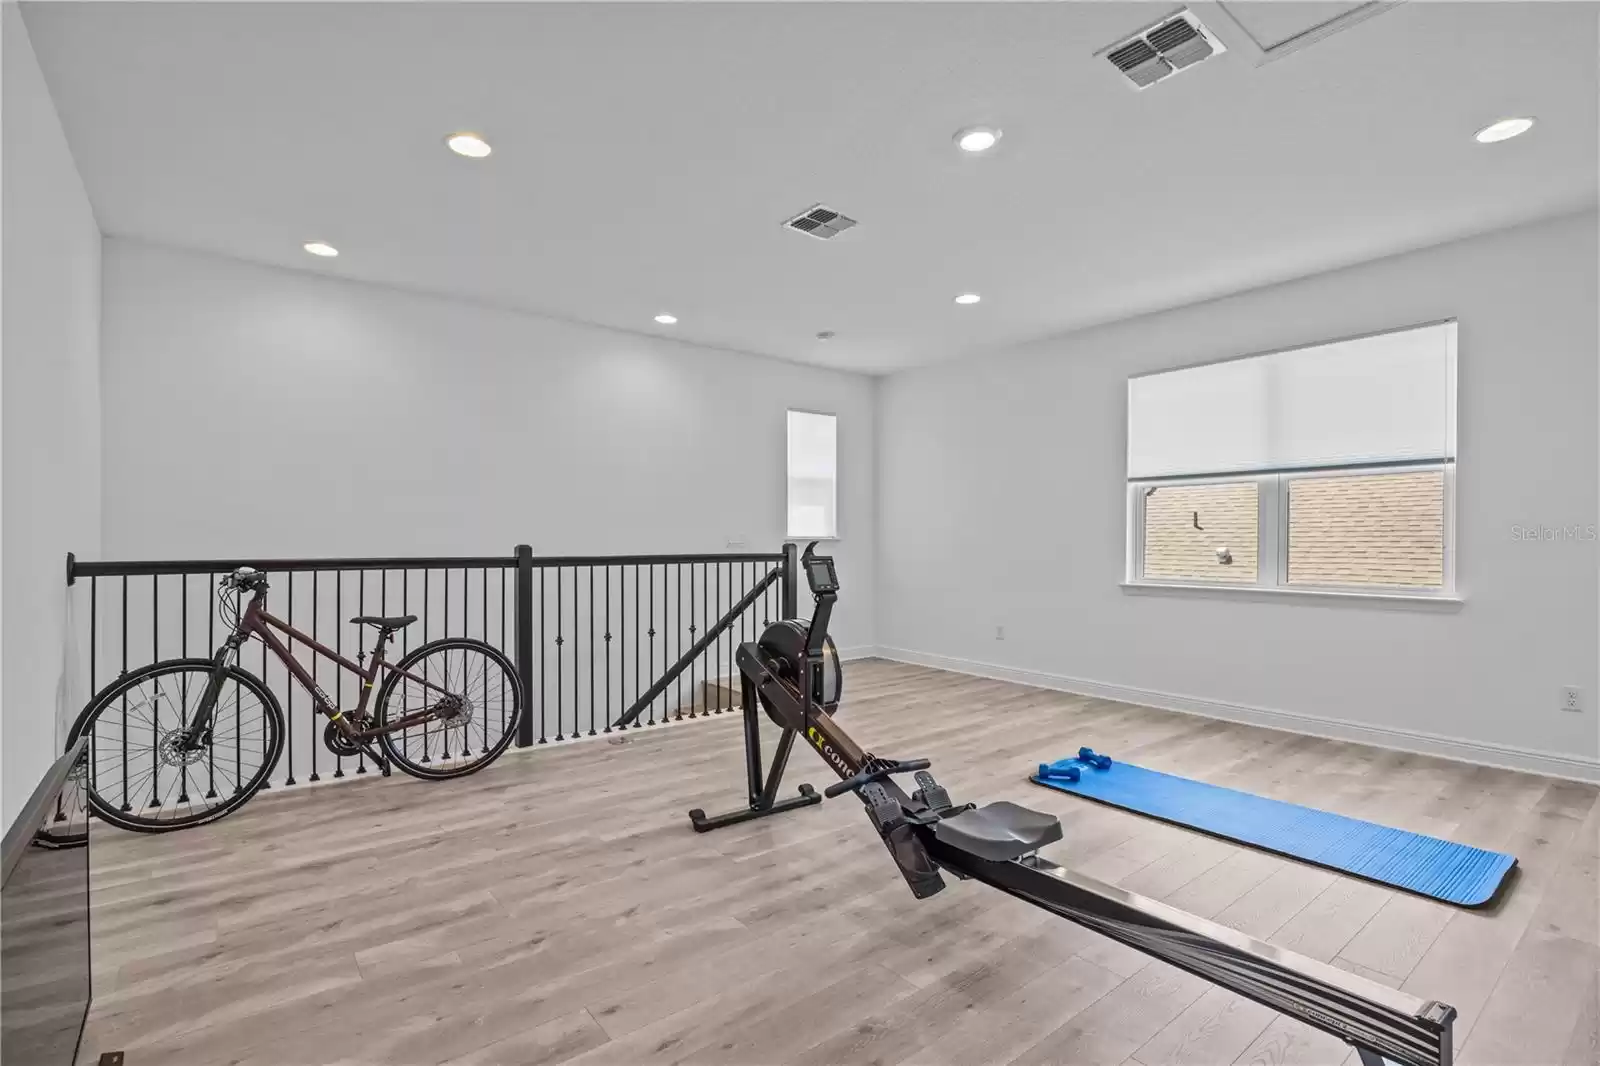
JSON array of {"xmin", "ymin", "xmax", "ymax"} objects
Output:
[{"xmin": 755, "ymin": 620, "xmax": 842, "ymax": 724}]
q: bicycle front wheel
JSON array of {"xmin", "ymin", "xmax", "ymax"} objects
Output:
[
  {"xmin": 66, "ymin": 658, "xmax": 285, "ymax": 832},
  {"xmin": 375, "ymin": 638, "xmax": 523, "ymax": 779}
]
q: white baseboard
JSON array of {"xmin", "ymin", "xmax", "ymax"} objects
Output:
[
  {"xmin": 873, "ymin": 646, "xmax": 1600, "ymax": 785},
  {"xmin": 836, "ymin": 645, "xmax": 880, "ymax": 662}
]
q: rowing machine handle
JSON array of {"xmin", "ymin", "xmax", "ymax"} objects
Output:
[{"xmin": 824, "ymin": 759, "xmax": 932, "ymax": 799}]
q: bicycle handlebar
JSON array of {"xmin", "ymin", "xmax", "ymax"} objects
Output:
[{"xmin": 220, "ymin": 567, "xmax": 268, "ymax": 592}]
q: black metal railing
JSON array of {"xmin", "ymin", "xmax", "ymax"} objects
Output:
[
  {"xmin": 511, "ymin": 549, "xmax": 792, "ymax": 746},
  {"xmin": 65, "ymin": 544, "xmax": 793, "ymax": 794}
]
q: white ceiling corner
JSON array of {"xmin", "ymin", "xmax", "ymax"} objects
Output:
[{"xmin": 20, "ymin": 1, "xmax": 1598, "ymax": 374}]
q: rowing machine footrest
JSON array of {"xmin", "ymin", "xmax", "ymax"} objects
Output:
[
  {"xmin": 911, "ymin": 770, "xmax": 953, "ymax": 812},
  {"xmin": 933, "ymin": 801, "xmax": 1064, "ymax": 862},
  {"xmin": 1076, "ymin": 747, "xmax": 1112, "ymax": 770},
  {"xmin": 1037, "ymin": 760, "xmax": 1081, "ymax": 784},
  {"xmin": 861, "ymin": 782, "xmax": 945, "ymax": 899}
]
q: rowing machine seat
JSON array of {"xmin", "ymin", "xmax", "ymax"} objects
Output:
[{"xmin": 933, "ymin": 801, "xmax": 1063, "ymax": 862}]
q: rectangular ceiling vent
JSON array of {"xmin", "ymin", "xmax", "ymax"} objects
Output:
[
  {"xmin": 1103, "ymin": 9, "xmax": 1226, "ymax": 90},
  {"xmin": 784, "ymin": 204, "xmax": 857, "ymax": 241}
]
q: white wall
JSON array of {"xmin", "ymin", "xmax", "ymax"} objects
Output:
[
  {"xmin": 2, "ymin": 5, "xmax": 103, "ymax": 826},
  {"xmin": 878, "ymin": 212, "xmax": 1599, "ymax": 779},
  {"xmin": 98, "ymin": 239, "xmax": 877, "ymax": 652}
]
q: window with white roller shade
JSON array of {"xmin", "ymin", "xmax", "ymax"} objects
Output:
[
  {"xmin": 1126, "ymin": 322, "xmax": 1457, "ymax": 597},
  {"xmin": 1127, "ymin": 321, "xmax": 1457, "ymax": 479}
]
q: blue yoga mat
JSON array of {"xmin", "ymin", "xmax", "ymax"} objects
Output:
[{"xmin": 1030, "ymin": 756, "xmax": 1516, "ymax": 907}]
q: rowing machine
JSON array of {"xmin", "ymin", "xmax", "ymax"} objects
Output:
[{"xmin": 615, "ymin": 544, "xmax": 1455, "ymax": 1066}]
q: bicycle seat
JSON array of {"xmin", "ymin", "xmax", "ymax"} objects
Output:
[
  {"xmin": 350, "ymin": 615, "xmax": 418, "ymax": 630},
  {"xmin": 933, "ymin": 801, "xmax": 1063, "ymax": 862}
]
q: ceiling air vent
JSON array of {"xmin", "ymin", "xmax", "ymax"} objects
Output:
[
  {"xmin": 1102, "ymin": 9, "xmax": 1226, "ymax": 90},
  {"xmin": 784, "ymin": 204, "xmax": 857, "ymax": 241}
]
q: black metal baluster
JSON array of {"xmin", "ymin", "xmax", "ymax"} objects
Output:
[
  {"xmin": 119, "ymin": 576, "xmax": 129, "ymax": 812},
  {"xmin": 208, "ymin": 573, "xmax": 220, "ymax": 795},
  {"xmin": 285, "ymin": 572, "xmax": 295, "ymax": 788},
  {"xmin": 572, "ymin": 566, "xmax": 580, "ymax": 738},
  {"xmin": 234, "ymin": 575, "xmax": 244, "ymax": 795},
  {"xmin": 440, "ymin": 568, "xmax": 451, "ymax": 761},
  {"xmin": 87, "ymin": 578, "xmax": 97, "ymax": 793},
  {"xmin": 629, "ymin": 565, "xmax": 638, "ymax": 730},
  {"xmin": 588, "ymin": 566, "xmax": 596, "ymax": 736},
  {"xmin": 675, "ymin": 564, "xmax": 684, "ymax": 721},
  {"xmin": 714, "ymin": 563, "xmax": 722, "ymax": 712},
  {"xmin": 422, "ymin": 570, "xmax": 432, "ymax": 761},
  {"xmin": 401, "ymin": 569, "xmax": 411, "ymax": 757},
  {"xmin": 334, "ymin": 572, "xmax": 345, "ymax": 779},
  {"xmin": 497, "ymin": 566, "xmax": 507, "ymax": 744},
  {"xmin": 539, "ymin": 567, "xmax": 547, "ymax": 743},
  {"xmin": 603, "ymin": 566, "xmax": 612, "ymax": 733},
  {"xmin": 555, "ymin": 568, "xmax": 564, "ymax": 742},
  {"xmin": 257, "ymin": 583, "xmax": 271, "ymax": 793},
  {"xmin": 482, "ymin": 566, "xmax": 490, "ymax": 752},
  {"xmin": 148, "ymin": 577, "xmax": 161, "ymax": 809},
  {"xmin": 176, "ymin": 575, "xmax": 191, "ymax": 803},
  {"xmin": 721, "ymin": 561, "xmax": 730, "ymax": 712},
  {"xmin": 460, "ymin": 565, "xmax": 470, "ymax": 748},
  {"xmin": 647, "ymin": 564, "xmax": 656, "ymax": 725},
  {"xmin": 308, "ymin": 571, "xmax": 319, "ymax": 782},
  {"xmin": 687, "ymin": 563, "xmax": 698, "ymax": 719},
  {"xmin": 355, "ymin": 571, "xmax": 367, "ymax": 774},
  {"xmin": 234, "ymin": 669, "xmax": 242, "ymax": 795}
]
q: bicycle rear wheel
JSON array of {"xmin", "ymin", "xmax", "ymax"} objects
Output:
[
  {"xmin": 66, "ymin": 658, "xmax": 284, "ymax": 832},
  {"xmin": 374, "ymin": 638, "xmax": 522, "ymax": 779}
]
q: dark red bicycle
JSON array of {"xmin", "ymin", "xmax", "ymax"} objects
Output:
[{"xmin": 67, "ymin": 567, "xmax": 524, "ymax": 832}]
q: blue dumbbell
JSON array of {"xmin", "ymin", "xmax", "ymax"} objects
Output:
[
  {"xmin": 1076, "ymin": 747, "xmax": 1112, "ymax": 770},
  {"xmin": 1037, "ymin": 760, "xmax": 1081, "ymax": 784}
]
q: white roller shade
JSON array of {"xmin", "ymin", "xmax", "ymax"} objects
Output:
[
  {"xmin": 787, "ymin": 410, "xmax": 837, "ymax": 538},
  {"xmin": 1127, "ymin": 321, "xmax": 1456, "ymax": 479}
]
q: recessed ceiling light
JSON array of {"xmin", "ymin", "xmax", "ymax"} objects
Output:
[
  {"xmin": 1474, "ymin": 117, "xmax": 1534, "ymax": 144},
  {"xmin": 303, "ymin": 241, "xmax": 338, "ymax": 257},
  {"xmin": 445, "ymin": 132, "xmax": 492, "ymax": 158},
  {"xmin": 954, "ymin": 293, "xmax": 982, "ymax": 305},
  {"xmin": 954, "ymin": 127, "xmax": 1002, "ymax": 153},
  {"xmin": 654, "ymin": 313, "xmax": 678, "ymax": 325}
]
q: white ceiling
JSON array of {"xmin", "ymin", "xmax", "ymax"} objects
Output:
[{"xmin": 23, "ymin": 2, "xmax": 1598, "ymax": 373}]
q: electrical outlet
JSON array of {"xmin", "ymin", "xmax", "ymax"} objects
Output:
[
  {"xmin": 1562, "ymin": 686, "xmax": 1583, "ymax": 712},
  {"xmin": 995, "ymin": 625, "xmax": 1005, "ymax": 641}
]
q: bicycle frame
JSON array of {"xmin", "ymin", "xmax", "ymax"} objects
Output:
[{"xmin": 190, "ymin": 586, "xmax": 456, "ymax": 745}]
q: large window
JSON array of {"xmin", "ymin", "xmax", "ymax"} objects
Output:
[
  {"xmin": 1127, "ymin": 322, "xmax": 1456, "ymax": 596},
  {"xmin": 787, "ymin": 410, "xmax": 837, "ymax": 539}
]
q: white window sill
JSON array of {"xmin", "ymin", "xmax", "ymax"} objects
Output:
[{"xmin": 1120, "ymin": 581, "xmax": 1463, "ymax": 611}]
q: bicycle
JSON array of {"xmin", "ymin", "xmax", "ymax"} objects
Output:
[{"xmin": 67, "ymin": 567, "xmax": 524, "ymax": 832}]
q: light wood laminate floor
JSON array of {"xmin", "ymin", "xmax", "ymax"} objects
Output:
[{"xmin": 79, "ymin": 660, "xmax": 1599, "ymax": 1066}]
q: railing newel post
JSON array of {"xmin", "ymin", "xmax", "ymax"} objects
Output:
[
  {"xmin": 515, "ymin": 544, "xmax": 536, "ymax": 748},
  {"xmin": 781, "ymin": 542, "xmax": 799, "ymax": 620}
]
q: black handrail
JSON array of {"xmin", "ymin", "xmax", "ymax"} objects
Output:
[
  {"xmin": 67, "ymin": 553, "xmax": 515, "ymax": 582},
  {"xmin": 66, "ymin": 550, "xmax": 784, "ymax": 582}
]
